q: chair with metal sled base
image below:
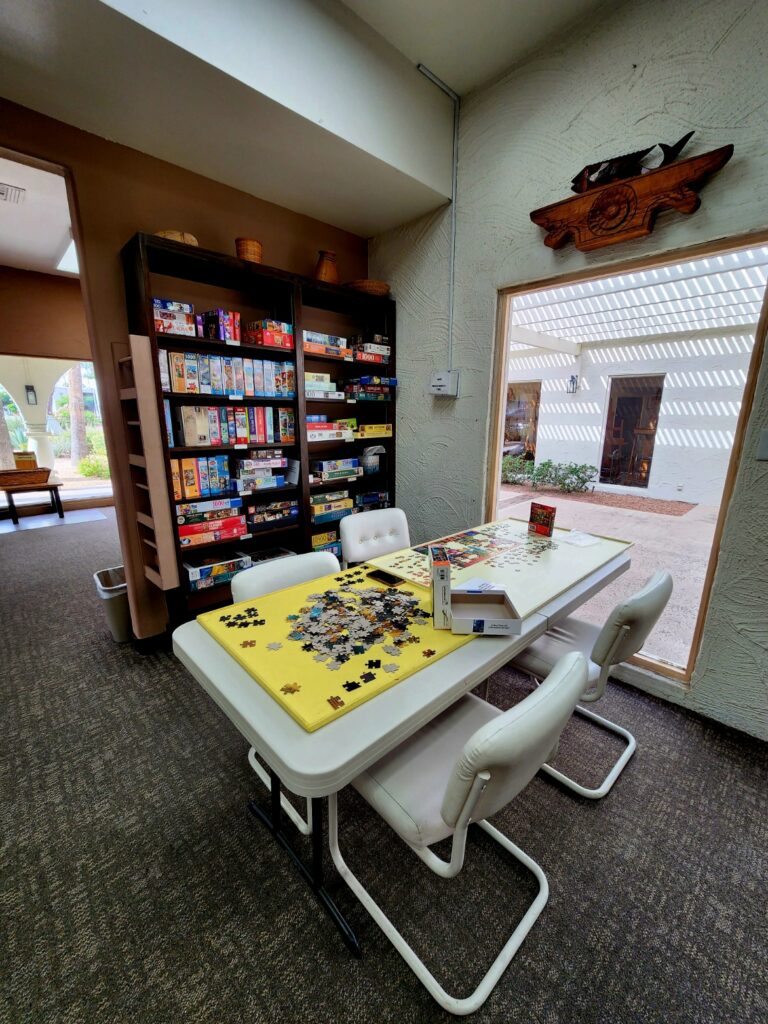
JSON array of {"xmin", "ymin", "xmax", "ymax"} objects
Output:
[
  {"xmin": 329, "ymin": 652, "xmax": 588, "ymax": 1016},
  {"xmin": 510, "ymin": 570, "xmax": 673, "ymax": 800},
  {"xmin": 231, "ymin": 550, "xmax": 341, "ymax": 835}
]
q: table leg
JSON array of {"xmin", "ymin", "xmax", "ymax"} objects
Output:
[
  {"xmin": 7, "ymin": 492, "xmax": 18, "ymax": 526},
  {"xmin": 52, "ymin": 488, "xmax": 64, "ymax": 519},
  {"xmin": 248, "ymin": 777, "xmax": 362, "ymax": 958}
]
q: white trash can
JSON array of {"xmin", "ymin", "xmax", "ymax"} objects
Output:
[{"xmin": 93, "ymin": 565, "xmax": 132, "ymax": 643}]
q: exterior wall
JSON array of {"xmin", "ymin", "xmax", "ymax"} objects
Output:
[
  {"xmin": 508, "ymin": 329, "xmax": 754, "ymax": 504},
  {"xmin": 0, "ymin": 266, "xmax": 90, "ymax": 361},
  {"xmin": 370, "ymin": 0, "xmax": 768, "ymax": 738},
  {"xmin": 0, "ymin": 98, "xmax": 367, "ymax": 638}
]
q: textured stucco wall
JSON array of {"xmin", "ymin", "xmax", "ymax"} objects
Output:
[
  {"xmin": 507, "ymin": 329, "xmax": 753, "ymax": 504},
  {"xmin": 370, "ymin": 0, "xmax": 768, "ymax": 737}
]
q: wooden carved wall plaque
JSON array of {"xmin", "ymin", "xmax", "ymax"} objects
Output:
[{"xmin": 530, "ymin": 144, "xmax": 733, "ymax": 253}]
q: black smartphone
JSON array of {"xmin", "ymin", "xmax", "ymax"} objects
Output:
[{"xmin": 367, "ymin": 568, "xmax": 404, "ymax": 587}]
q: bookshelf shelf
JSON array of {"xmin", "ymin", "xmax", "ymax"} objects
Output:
[{"xmin": 121, "ymin": 231, "xmax": 396, "ymax": 622}]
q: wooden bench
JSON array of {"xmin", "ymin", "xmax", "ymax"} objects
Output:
[{"xmin": 2, "ymin": 483, "xmax": 64, "ymax": 525}]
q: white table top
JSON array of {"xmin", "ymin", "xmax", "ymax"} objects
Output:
[{"xmin": 173, "ymin": 550, "xmax": 629, "ymax": 797}]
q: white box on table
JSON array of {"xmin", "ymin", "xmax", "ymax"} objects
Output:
[
  {"xmin": 429, "ymin": 545, "xmax": 451, "ymax": 630},
  {"xmin": 449, "ymin": 584, "xmax": 522, "ymax": 636}
]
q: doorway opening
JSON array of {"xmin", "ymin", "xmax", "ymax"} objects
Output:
[
  {"xmin": 599, "ymin": 374, "xmax": 664, "ymax": 486},
  {"xmin": 0, "ymin": 149, "xmax": 113, "ymax": 525},
  {"xmin": 488, "ymin": 239, "xmax": 768, "ymax": 679}
]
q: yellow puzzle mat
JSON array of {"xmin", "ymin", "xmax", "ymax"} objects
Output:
[
  {"xmin": 197, "ymin": 566, "xmax": 474, "ymax": 732},
  {"xmin": 368, "ymin": 517, "xmax": 632, "ymax": 619}
]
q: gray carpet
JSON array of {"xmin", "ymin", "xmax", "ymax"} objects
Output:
[{"xmin": 2, "ymin": 510, "xmax": 767, "ymax": 1024}]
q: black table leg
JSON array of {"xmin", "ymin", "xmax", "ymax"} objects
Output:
[
  {"xmin": 7, "ymin": 492, "xmax": 18, "ymax": 526},
  {"xmin": 248, "ymin": 775, "xmax": 362, "ymax": 958},
  {"xmin": 52, "ymin": 487, "xmax": 64, "ymax": 519}
]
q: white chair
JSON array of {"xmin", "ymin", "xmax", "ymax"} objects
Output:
[
  {"xmin": 329, "ymin": 652, "xmax": 588, "ymax": 1016},
  {"xmin": 510, "ymin": 570, "xmax": 673, "ymax": 800},
  {"xmin": 339, "ymin": 506, "xmax": 410, "ymax": 566},
  {"xmin": 232, "ymin": 550, "xmax": 340, "ymax": 834}
]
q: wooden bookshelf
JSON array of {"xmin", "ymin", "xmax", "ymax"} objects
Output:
[{"xmin": 121, "ymin": 232, "xmax": 396, "ymax": 621}]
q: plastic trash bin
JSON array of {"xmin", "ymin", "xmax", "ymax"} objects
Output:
[{"xmin": 93, "ymin": 565, "xmax": 132, "ymax": 643}]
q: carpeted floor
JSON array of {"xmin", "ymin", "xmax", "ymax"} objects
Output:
[{"xmin": 2, "ymin": 510, "xmax": 767, "ymax": 1024}]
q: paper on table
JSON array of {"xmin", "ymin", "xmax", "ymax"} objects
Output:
[
  {"xmin": 453, "ymin": 577, "xmax": 503, "ymax": 592},
  {"xmin": 562, "ymin": 531, "xmax": 601, "ymax": 547}
]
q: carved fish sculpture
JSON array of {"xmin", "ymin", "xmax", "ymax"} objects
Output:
[{"xmin": 570, "ymin": 131, "xmax": 695, "ymax": 193}]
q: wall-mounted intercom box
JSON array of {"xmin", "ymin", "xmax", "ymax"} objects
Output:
[{"xmin": 429, "ymin": 370, "xmax": 460, "ymax": 396}]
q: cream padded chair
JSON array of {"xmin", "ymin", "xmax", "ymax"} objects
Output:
[
  {"xmin": 329, "ymin": 652, "xmax": 588, "ymax": 1016},
  {"xmin": 339, "ymin": 506, "xmax": 410, "ymax": 565},
  {"xmin": 510, "ymin": 570, "xmax": 673, "ymax": 799},
  {"xmin": 231, "ymin": 550, "xmax": 339, "ymax": 603},
  {"xmin": 231, "ymin": 550, "xmax": 340, "ymax": 834}
]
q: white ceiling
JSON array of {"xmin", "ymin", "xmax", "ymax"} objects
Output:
[
  {"xmin": 0, "ymin": 157, "xmax": 74, "ymax": 275},
  {"xmin": 510, "ymin": 247, "xmax": 768, "ymax": 345},
  {"xmin": 340, "ymin": 0, "xmax": 609, "ymax": 95}
]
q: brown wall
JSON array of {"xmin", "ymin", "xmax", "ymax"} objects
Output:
[
  {"xmin": 0, "ymin": 265, "xmax": 91, "ymax": 360},
  {"xmin": 0, "ymin": 97, "xmax": 368, "ymax": 637}
]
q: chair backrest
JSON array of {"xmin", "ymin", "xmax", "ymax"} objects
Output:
[
  {"xmin": 441, "ymin": 652, "xmax": 588, "ymax": 828},
  {"xmin": 231, "ymin": 551, "xmax": 340, "ymax": 603},
  {"xmin": 340, "ymin": 507, "xmax": 410, "ymax": 564},
  {"xmin": 590, "ymin": 570, "xmax": 673, "ymax": 669}
]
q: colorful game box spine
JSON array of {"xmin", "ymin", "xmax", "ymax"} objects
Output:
[
  {"xmin": 196, "ymin": 458, "xmax": 211, "ymax": 498},
  {"xmin": 265, "ymin": 407, "xmax": 275, "ymax": 445},
  {"xmin": 180, "ymin": 525, "xmax": 248, "ymax": 547},
  {"xmin": 183, "ymin": 552, "xmax": 251, "ymax": 582},
  {"xmin": 181, "ymin": 458, "xmax": 200, "ymax": 498},
  {"xmin": 243, "ymin": 359, "xmax": 255, "ymax": 397},
  {"xmin": 163, "ymin": 400, "xmax": 174, "ymax": 447},
  {"xmin": 278, "ymin": 408, "xmax": 295, "ymax": 444},
  {"xmin": 154, "ymin": 310, "xmax": 197, "ymax": 336},
  {"xmin": 234, "ymin": 408, "xmax": 249, "ymax": 444},
  {"xmin": 170, "ymin": 459, "xmax": 182, "ymax": 500},
  {"xmin": 207, "ymin": 408, "xmax": 222, "ymax": 447},
  {"xmin": 176, "ymin": 496, "xmax": 242, "ymax": 516},
  {"xmin": 263, "ymin": 360, "xmax": 276, "ymax": 398},
  {"xmin": 429, "ymin": 545, "xmax": 451, "ymax": 630},
  {"xmin": 253, "ymin": 360, "xmax": 265, "ymax": 397},
  {"xmin": 158, "ymin": 350, "xmax": 171, "ymax": 392},
  {"xmin": 218, "ymin": 407, "xmax": 230, "ymax": 445},
  {"xmin": 207, "ymin": 457, "xmax": 220, "ymax": 496},
  {"xmin": 184, "ymin": 353, "xmax": 199, "ymax": 394},
  {"xmin": 170, "ymin": 352, "xmax": 186, "ymax": 393},
  {"xmin": 232, "ymin": 357, "xmax": 245, "ymax": 396},
  {"xmin": 209, "ymin": 356, "xmax": 224, "ymax": 395},
  {"xmin": 222, "ymin": 357, "xmax": 234, "ymax": 395},
  {"xmin": 310, "ymin": 507, "xmax": 356, "ymax": 524},
  {"xmin": 153, "ymin": 297, "xmax": 194, "ymax": 314},
  {"xmin": 198, "ymin": 354, "xmax": 212, "ymax": 394},
  {"xmin": 528, "ymin": 502, "xmax": 556, "ymax": 537},
  {"xmin": 178, "ymin": 515, "xmax": 246, "ymax": 538},
  {"xmin": 226, "ymin": 408, "xmax": 237, "ymax": 442}
]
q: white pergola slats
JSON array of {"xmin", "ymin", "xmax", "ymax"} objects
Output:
[{"xmin": 511, "ymin": 246, "xmax": 768, "ymax": 345}]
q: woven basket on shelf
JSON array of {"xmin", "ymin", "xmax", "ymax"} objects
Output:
[
  {"xmin": 0, "ymin": 467, "xmax": 51, "ymax": 487},
  {"xmin": 235, "ymin": 238, "xmax": 263, "ymax": 264},
  {"xmin": 344, "ymin": 279, "xmax": 391, "ymax": 297},
  {"xmin": 155, "ymin": 230, "xmax": 199, "ymax": 246}
]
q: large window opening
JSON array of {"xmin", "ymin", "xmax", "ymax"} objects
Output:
[
  {"xmin": 600, "ymin": 375, "xmax": 664, "ymax": 486},
  {"xmin": 490, "ymin": 241, "xmax": 768, "ymax": 678}
]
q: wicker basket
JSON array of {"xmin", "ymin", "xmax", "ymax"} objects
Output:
[
  {"xmin": 235, "ymin": 238, "xmax": 263, "ymax": 264},
  {"xmin": 155, "ymin": 230, "xmax": 199, "ymax": 246},
  {"xmin": 0, "ymin": 467, "xmax": 51, "ymax": 487},
  {"xmin": 344, "ymin": 279, "xmax": 391, "ymax": 297}
]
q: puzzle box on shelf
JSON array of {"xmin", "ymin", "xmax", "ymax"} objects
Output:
[{"xmin": 449, "ymin": 581, "xmax": 522, "ymax": 636}]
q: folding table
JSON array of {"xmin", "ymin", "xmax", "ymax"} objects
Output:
[{"xmin": 173, "ymin": 521, "xmax": 631, "ymax": 956}]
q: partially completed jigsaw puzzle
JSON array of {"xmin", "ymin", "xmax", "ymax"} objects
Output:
[
  {"xmin": 197, "ymin": 566, "xmax": 474, "ymax": 732},
  {"xmin": 368, "ymin": 517, "xmax": 631, "ymax": 617}
]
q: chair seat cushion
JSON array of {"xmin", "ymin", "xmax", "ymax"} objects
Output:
[
  {"xmin": 352, "ymin": 694, "xmax": 501, "ymax": 848},
  {"xmin": 511, "ymin": 616, "xmax": 601, "ymax": 684}
]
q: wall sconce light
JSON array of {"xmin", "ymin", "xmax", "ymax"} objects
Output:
[
  {"xmin": 566, "ymin": 375, "xmax": 579, "ymax": 394},
  {"xmin": 25, "ymin": 385, "xmax": 37, "ymax": 406}
]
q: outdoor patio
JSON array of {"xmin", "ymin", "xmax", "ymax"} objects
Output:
[{"xmin": 497, "ymin": 484, "xmax": 718, "ymax": 668}]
